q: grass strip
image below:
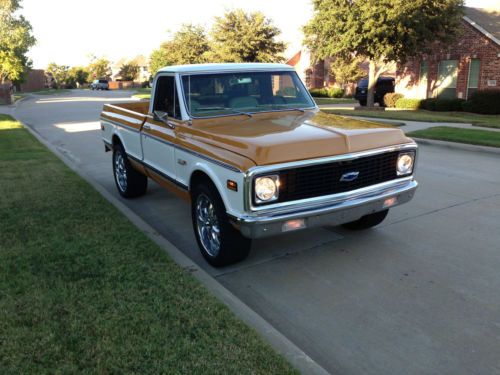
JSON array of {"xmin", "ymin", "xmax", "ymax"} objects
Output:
[
  {"xmin": 132, "ymin": 88, "xmax": 152, "ymax": 99},
  {"xmin": 0, "ymin": 114, "xmax": 297, "ymax": 374},
  {"xmin": 407, "ymin": 126, "xmax": 500, "ymax": 148},
  {"xmin": 313, "ymin": 97, "xmax": 357, "ymax": 105},
  {"xmin": 323, "ymin": 108, "xmax": 500, "ymax": 128}
]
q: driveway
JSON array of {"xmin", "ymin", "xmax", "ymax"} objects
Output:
[{"xmin": 12, "ymin": 90, "xmax": 500, "ymax": 375}]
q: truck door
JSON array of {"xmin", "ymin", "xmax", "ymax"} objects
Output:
[{"xmin": 141, "ymin": 75, "xmax": 179, "ymax": 185}]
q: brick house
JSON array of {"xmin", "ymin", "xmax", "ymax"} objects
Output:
[
  {"xmin": 288, "ymin": 7, "xmax": 500, "ymax": 99},
  {"xmin": 397, "ymin": 7, "xmax": 500, "ymax": 100}
]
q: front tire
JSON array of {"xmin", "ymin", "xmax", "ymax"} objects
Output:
[
  {"xmin": 191, "ymin": 183, "xmax": 251, "ymax": 267},
  {"xmin": 342, "ymin": 209, "xmax": 389, "ymax": 230},
  {"xmin": 112, "ymin": 144, "xmax": 147, "ymax": 198}
]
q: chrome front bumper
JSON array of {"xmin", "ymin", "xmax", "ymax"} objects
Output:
[{"xmin": 230, "ymin": 178, "xmax": 418, "ymax": 239}]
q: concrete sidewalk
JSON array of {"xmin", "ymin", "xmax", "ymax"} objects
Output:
[{"xmin": 332, "ymin": 114, "xmax": 500, "ymax": 133}]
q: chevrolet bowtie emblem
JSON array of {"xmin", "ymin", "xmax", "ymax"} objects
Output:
[{"xmin": 340, "ymin": 171, "xmax": 360, "ymax": 182}]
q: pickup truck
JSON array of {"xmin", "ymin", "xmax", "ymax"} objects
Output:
[{"xmin": 101, "ymin": 63, "xmax": 418, "ymax": 267}]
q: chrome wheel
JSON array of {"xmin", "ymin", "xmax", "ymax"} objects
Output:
[
  {"xmin": 114, "ymin": 152, "xmax": 127, "ymax": 192},
  {"xmin": 195, "ymin": 193, "xmax": 221, "ymax": 257}
]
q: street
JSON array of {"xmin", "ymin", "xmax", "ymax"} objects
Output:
[{"xmin": 11, "ymin": 90, "xmax": 500, "ymax": 375}]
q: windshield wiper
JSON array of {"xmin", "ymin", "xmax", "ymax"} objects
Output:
[{"xmin": 229, "ymin": 111, "xmax": 253, "ymax": 118}]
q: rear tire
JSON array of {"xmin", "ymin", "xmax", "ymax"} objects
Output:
[
  {"xmin": 112, "ymin": 144, "xmax": 147, "ymax": 198},
  {"xmin": 342, "ymin": 209, "xmax": 389, "ymax": 230},
  {"xmin": 191, "ymin": 182, "xmax": 251, "ymax": 267}
]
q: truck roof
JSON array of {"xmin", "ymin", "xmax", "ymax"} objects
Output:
[{"xmin": 157, "ymin": 63, "xmax": 295, "ymax": 74}]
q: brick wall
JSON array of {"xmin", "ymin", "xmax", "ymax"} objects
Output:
[
  {"xmin": 19, "ymin": 69, "xmax": 46, "ymax": 92},
  {"xmin": 397, "ymin": 20, "xmax": 500, "ymax": 99},
  {"xmin": 108, "ymin": 81, "xmax": 143, "ymax": 90}
]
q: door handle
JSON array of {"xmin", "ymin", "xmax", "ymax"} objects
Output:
[{"xmin": 143, "ymin": 123, "xmax": 151, "ymax": 130}]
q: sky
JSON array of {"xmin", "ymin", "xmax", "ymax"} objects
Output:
[{"xmin": 21, "ymin": 0, "xmax": 499, "ymax": 69}]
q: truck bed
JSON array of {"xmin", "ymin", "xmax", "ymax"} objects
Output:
[{"xmin": 101, "ymin": 101, "xmax": 150, "ymax": 131}]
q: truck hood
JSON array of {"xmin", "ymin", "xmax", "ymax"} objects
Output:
[{"xmin": 187, "ymin": 110, "xmax": 413, "ymax": 166}]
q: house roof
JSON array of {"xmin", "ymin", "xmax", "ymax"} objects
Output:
[{"xmin": 463, "ymin": 7, "xmax": 500, "ymax": 46}]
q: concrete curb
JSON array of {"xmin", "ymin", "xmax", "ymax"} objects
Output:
[
  {"xmin": 413, "ymin": 137, "xmax": 500, "ymax": 155},
  {"xmin": 20, "ymin": 121, "xmax": 331, "ymax": 375}
]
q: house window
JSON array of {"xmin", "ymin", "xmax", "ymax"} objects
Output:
[
  {"xmin": 467, "ymin": 59, "xmax": 480, "ymax": 99},
  {"xmin": 419, "ymin": 61, "xmax": 428, "ymax": 98},
  {"xmin": 436, "ymin": 60, "xmax": 458, "ymax": 99}
]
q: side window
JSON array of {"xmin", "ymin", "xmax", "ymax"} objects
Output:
[{"xmin": 153, "ymin": 76, "xmax": 181, "ymax": 119}]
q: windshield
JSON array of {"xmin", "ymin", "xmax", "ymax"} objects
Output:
[{"xmin": 181, "ymin": 71, "xmax": 314, "ymax": 117}]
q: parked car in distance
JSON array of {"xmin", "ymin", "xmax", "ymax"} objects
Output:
[
  {"xmin": 355, "ymin": 77, "xmax": 395, "ymax": 106},
  {"xmin": 100, "ymin": 63, "xmax": 418, "ymax": 267},
  {"xmin": 90, "ymin": 79, "xmax": 109, "ymax": 90}
]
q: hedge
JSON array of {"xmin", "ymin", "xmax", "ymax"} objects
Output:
[
  {"xmin": 420, "ymin": 98, "xmax": 465, "ymax": 112},
  {"xmin": 309, "ymin": 87, "xmax": 344, "ymax": 98},
  {"xmin": 462, "ymin": 90, "xmax": 500, "ymax": 115},
  {"xmin": 395, "ymin": 98, "xmax": 421, "ymax": 110}
]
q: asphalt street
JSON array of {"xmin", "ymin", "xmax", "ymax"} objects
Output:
[{"xmin": 10, "ymin": 90, "xmax": 500, "ymax": 375}]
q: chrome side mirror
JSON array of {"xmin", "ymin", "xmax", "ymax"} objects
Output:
[{"xmin": 153, "ymin": 110, "xmax": 175, "ymax": 129}]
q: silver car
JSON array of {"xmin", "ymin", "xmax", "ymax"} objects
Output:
[{"xmin": 90, "ymin": 79, "xmax": 109, "ymax": 90}]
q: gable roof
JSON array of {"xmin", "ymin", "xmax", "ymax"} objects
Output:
[{"xmin": 463, "ymin": 7, "xmax": 500, "ymax": 46}]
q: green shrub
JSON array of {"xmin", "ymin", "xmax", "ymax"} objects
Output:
[
  {"xmin": 420, "ymin": 98, "xmax": 438, "ymax": 111},
  {"xmin": 309, "ymin": 87, "xmax": 344, "ymax": 98},
  {"xmin": 328, "ymin": 87, "xmax": 344, "ymax": 98},
  {"xmin": 435, "ymin": 98, "xmax": 465, "ymax": 112},
  {"xmin": 462, "ymin": 90, "xmax": 500, "ymax": 115},
  {"xmin": 395, "ymin": 98, "xmax": 421, "ymax": 110},
  {"xmin": 309, "ymin": 88, "xmax": 329, "ymax": 97},
  {"xmin": 420, "ymin": 98, "xmax": 465, "ymax": 112},
  {"xmin": 384, "ymin": 93, "xmax": 404, "ymax": 107}
]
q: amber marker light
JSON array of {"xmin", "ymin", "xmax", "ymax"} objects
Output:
[
  {"xmin": 383, "ymin": 197, "xmax": 398, "ymax": 208},
  {"xmin": 282, "ymin": 219, "xmax": 306, "ymax": 232},
  {"xmin": 227, "ymin": 180, "xmax": 238, "ymax": 191}
]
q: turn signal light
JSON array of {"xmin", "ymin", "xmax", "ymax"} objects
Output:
[
  {"xmin": 227, "ymin": 180, "xmax": 238, "ymax": 191},
  {"xmin": 282, "ymin": 219, "xmax": 306, "ymax": 232}
]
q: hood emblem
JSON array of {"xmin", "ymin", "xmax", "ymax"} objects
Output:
[{"xmin": 340, "ymin": 171, "xmax": 360, "ymax": 182}]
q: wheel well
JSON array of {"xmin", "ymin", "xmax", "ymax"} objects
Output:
[
  {"xmin": 112, "ymin": 135, "xmax": 122, "ymax": 148},
  {"xmin": 190, "ymin": 170, "xmax": 214, "ymax": 193}
]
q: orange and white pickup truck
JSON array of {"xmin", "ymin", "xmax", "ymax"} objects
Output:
[{"xmin": 101, "ymin": 63, "xmax": 418, "ymax": 267}]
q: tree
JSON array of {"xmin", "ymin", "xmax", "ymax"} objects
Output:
[
  {"xmin": 118, "ymin": 62, "xmax": 139, "ymax": 81},
  {"xmin": 87, "ymin": 58, "xmax": 111, "ymax": 81},
  {"xmin": 46, "ymin": 63, "xmax": 69, "ymax": 88},
  {"xmin": 67, "ymin": 66, "xmax": 89, "ymax": 88},
  {"xmin": 149, "ymin": 48, "xmax": 171, "ymax": 77},
  {"xmin": 0, "ymin": 0, "xmax": 36, "ymax": 83},
  {"xmin": 330, "ymin": 57, "xmax": 365, "ymax": 89},
  {"xmin": 149, "ymin": 24, "xmax": 210, "ymax": 75},
  {"xmin": 304, "ymin": 0, "xmax": 464, "ymax": 107},
  {"xmin": 210, "ymin": 9, "xmax": 286, "ymax": 63}
]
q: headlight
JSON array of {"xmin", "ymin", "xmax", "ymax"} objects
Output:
[
  {"xmin": 254, "ymin": 175, "xmax": 279, "ymax": 203},
  {"xmin": 397, "ymin": 152, "xmax": 415, "ymax": 176}
]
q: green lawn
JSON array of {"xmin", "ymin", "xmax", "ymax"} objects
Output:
[
  {"xmin": 407, "ymin": 126, "xmax": 500, "ymax": 148},
  {"xmin": 132, "ymin": 87, "xmax": 151, "ymax": 99},
  {"xmin": 0, "ymin": 114, "xmax": 297, "ymax": 374},
  {"xmin": 323, "ymin": 108, "xmax": 500, "ymax": 129},
  {"xmin": 313, "ymin": 97, "xmax": 357, "ymax": 105}
]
